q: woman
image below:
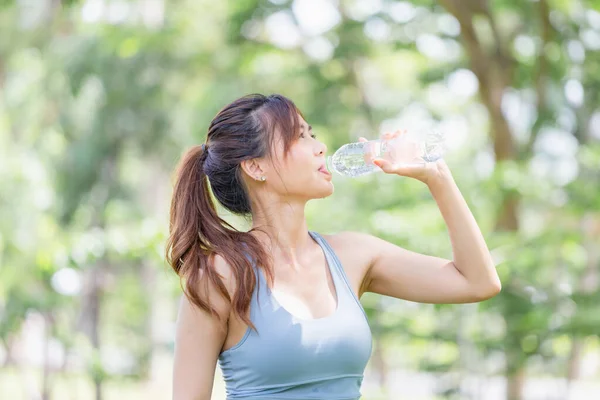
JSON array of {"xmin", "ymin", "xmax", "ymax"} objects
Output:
[{"xmin": 166, "ymin": 93, "xmax": 501, "ymax": 400}]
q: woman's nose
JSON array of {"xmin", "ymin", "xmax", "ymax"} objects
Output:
[{"xmin": 318, "ymin": 141, "xmax": 327, "ymax": 155}]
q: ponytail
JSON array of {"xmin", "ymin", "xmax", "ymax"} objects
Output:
[{"xmin": 165, "ymin": 144, "xmax": 271, "ymax": 330}]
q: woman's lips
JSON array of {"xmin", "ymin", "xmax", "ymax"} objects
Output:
[{"xmin": 318, "ymin": 165, "xmax": 331, "ymax": 176}]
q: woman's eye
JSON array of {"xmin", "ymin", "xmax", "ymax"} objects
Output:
[{"xmin": 299, "ymin": 131, "xmax": 317, "ymax": 139}]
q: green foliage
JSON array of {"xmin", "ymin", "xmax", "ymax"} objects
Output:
[{"xmin": 0, "ymin": 0, "xmax": 599, "ymax": 399}]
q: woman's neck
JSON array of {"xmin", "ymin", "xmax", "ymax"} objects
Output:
[{"xmin": 250, "ymin": 199, "xmax": 312, "ymax": 268}]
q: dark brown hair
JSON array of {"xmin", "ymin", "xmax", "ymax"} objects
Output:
[{"xmin": 166, "ymin": 94, "xmax": 304, "ymax": 330}]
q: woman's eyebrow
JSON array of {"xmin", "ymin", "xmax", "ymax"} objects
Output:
[{"xmin": 301, "ymin": 125, "xmax": 313, "ymax": 131}]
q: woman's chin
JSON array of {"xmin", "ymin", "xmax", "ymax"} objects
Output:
[{"xmin": 315, "ymin": 182, "xmax": 334, "ymax": 199}]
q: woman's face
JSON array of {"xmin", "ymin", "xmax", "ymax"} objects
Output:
[{"xmin": 265, "ymin": 116, "xmax": 334, "ymax": 202}]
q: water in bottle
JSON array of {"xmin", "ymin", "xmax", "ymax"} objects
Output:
[{"xmin": 327, "ymin": 130, "xmax": 446, "ymax": 177}]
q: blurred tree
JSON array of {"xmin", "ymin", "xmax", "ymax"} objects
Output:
[{"xmin": 1, "ymin": 1, "xmax": 599, "ymax": 400}]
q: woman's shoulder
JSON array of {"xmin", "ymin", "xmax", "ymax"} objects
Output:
[
  {"xmin": 320, "ymin": 230, "xmax": 376, "ymax": 261},
  {"xmin": 320, "ymin": 230, "xmax": 376, "ymax": 252},
  {"xmin": 317, "ymin": 231, "xmax": 375, "ymax": 296},
  {"xmin": 211, "ymin": 253, "xmax": 239, "ymax": 297},
  {"xmin": 182, "ymin": 254, "xmax": 238, "ymax": 318}
]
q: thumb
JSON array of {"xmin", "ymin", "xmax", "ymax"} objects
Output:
[{"xmin": 372, "ymin": 158, "xmax": 396, "ymax": 173}]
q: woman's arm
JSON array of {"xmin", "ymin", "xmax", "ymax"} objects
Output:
[
  {"xmin": 173, "ymin": 256, "xmax": 233, "ymax": 400},
  {"xmin": 360, "ymin": 165, "xmax": 501, "ymax": 303},
  {"xmin": 427, "ymin": 167, "xmax": 501, "ymax": 294},
  {"xmin": 353, "ymin": 139, "xmax": 501, "ymax": 303}
]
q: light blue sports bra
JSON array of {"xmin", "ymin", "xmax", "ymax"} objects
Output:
[{"xmin": 218, "ymin": 231, "xmax": 373, "ymax": 400}]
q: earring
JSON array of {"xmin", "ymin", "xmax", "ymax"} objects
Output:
[{"xmin": 260, "ymin": 176, "xmax": 266, "ymax": 182}]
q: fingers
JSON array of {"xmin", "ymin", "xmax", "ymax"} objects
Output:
[{"xmin": 374, "ymin": 157, "xmax": 426, "ymax": 176}]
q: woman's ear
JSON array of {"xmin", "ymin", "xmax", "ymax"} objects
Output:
[{"xmin": 240, "ymin": 158, "xmax": 266, "ymax": 181}]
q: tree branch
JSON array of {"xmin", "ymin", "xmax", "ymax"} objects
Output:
[
  {"xmin": 525, "ymin": 0, "xmax": 552, "ymax": 154},
  {"xmin": 439, "ymin": 0, "xmax": 516, "ymax": 163},
  {"xmin": 482, "ymin": 2, "xmax": 515, "ymax": 84},
  {"xmin": 438, "ymin": 0, "xmax": 489, "ymax": 82}
]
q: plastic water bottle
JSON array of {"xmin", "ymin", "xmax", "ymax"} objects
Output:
[{"xmin": 327, "ymin": 130, "xmax": 446, "ymax": 177}]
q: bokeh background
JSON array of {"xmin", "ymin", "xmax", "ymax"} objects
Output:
[{"xmin": 1, "ymin": 0, "xmax": 600, "ymax": 399}]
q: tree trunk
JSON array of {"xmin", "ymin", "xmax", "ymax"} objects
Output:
[
  {"xmin": 89, "ymin": 266, "xmax": 104, "ymax": 400},
  {"xmin": 79, "ymin": 264, "xmax": 105, "ymax": 400},
  {"xmin": 566, "ymin": 214, "xmax": 600, "ymax": 395},
  {"xmin": 141, "ymin": 261, "xmax": 157, "ymax": 380},
  {"xmin": 566, "ymin": 339, "xmax": 583, "ymax": 382},
  {"xmin": 507, "ymin": 368, "xmax": 526, "ymax": 400},
  {"xmin": 1, "ymin": 336, "xmax": 16, "ymax": 367},
  {"xmin": 41, "ymin": 313, "xmax": 53, "ymax": 400},
  {"xmin": 371, "ymin": 337, "xmax": 388, "ymax": 395},
  {"xmin": 83, "ymin": 158, "xmax": 117, "ymax": 400}
]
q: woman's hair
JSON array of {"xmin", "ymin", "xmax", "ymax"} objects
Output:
[{"xmin": 166, "ymin": 93, "xmax": 304, "ymax": 330}]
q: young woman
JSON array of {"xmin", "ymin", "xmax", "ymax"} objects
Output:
[{"xmin": 166, "ymin": 93, "xmax": 501, "ymax": 400}]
